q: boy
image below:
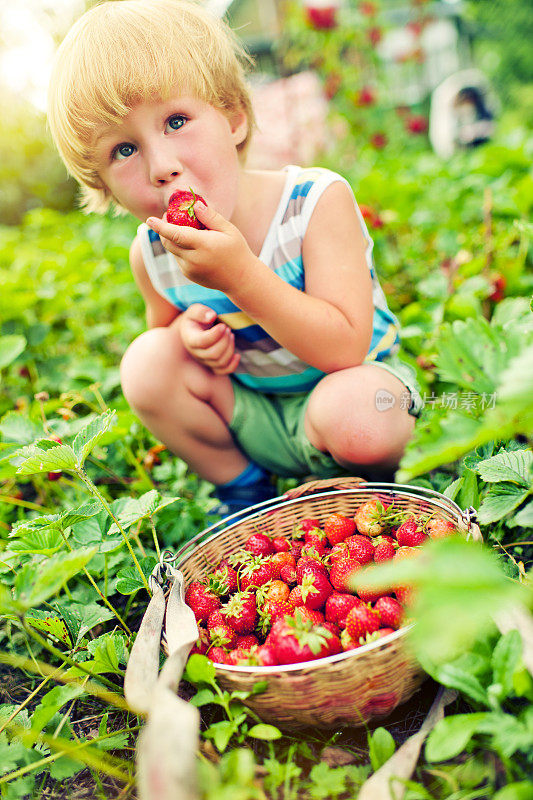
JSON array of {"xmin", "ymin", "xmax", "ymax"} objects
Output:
[{"xmin": 48, "ymin": 0, "xmax": 421, "ymax": 515}]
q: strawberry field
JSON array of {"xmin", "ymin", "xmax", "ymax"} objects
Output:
[{"xmin": 1, "ymin": 1, "xmax": 533, "ymax": 799}]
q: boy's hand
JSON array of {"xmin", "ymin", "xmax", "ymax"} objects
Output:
[
  {"xmin": 147, "ymin": 203, "xmax": 253, "ymax": 295},
  {"xmin": 179, "ymin": 304, "xmax": 240, "ymax": 375}
]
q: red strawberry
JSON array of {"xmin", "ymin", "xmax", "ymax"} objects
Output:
[
  {"xmin": 299, "ymin": 571, "xmax": 333, "ymax": 610},
  {"xmin": 340, "ymin": 628, "xmax": 360, "ymax": 651},
  {"xmin": 356, "ymin": 86, "xmax": 375, "ymax": 106},
  {"xmin": 280, "ymin": 564, "xmax": 297, "ymax": 584},
  {"xmin": 301, "ymin": 541, "xmax": 328, "ymax": 559},
  {"xmin": 345, "ymin": 534, "xmax": 375, "ymax": 564},
  {"xmin": 324, "ymin": 513, "xmax": 356, "ymax": 545},
  {"xmin": 189, "ymin": 627, "xmax": 209, "ymax": 656},
  {"xmin": 329, "ymin": 542, "xmax": 350, "ymax": 563},
  {"xmin": 290, "ymin": 540, "xmax": 304, "ymax": 559},
  {"xmin": 345, "ymin": 604, "xmax": 381, "ymax": 641},
  {"xmin": 296, "ymin": 555, "xmax": 328, "ymax": 583},
  {"xmin": 325, "ymin": 592, "xmax": 362, "ymax": 628},
  {"xmin": 48, "ymin": 471, "xmax": 62, "ymax": 481},
  {"xmin": 329, "ymin": 557, "xmax": 362, "ymax": 592},
  {"xmin": 305, "ymin": 6, "xmax": 338, "ymax": 31},
  {"xmin": 209, "ymin": 562, "xmax": 238, "ymax": 595},
  {"xmin": 166, "ymin": 189, "xmax": 206, "ymax": 229},
  {"xmin": 234, "ymin": 634, "xmax": 259, "ymax": 651},
  {"xmin": 396, "ymin": 516, "xmax": 427, "ymax": 547},
  {"xmin": 255, "ymin": 643, "xmax": 278, "ymax": 666},
  {"xmin": 295, "ymin": 518, "xmax": 321, "ymax": 535},
  {"xmin": 240, "ymin": 557, "xmax": 274, "ymax": 590},
  {"xmin": 288, "ymin": 585, "xmax": 304, "ymax": 607},
  {"xmin": 270, "ymin": 611, "xmax": 341, "ymax": 665},
  {"xmin": 270, "ymin": 552, "xmax": 296, "ymax": 579},
  {"xmin": 245, "ymin": 532, "xmax": 273, "ymax": 557},
  {"xmin": 272, "ymin": 536, "xmax": 291, "ymax": 553},
  {"xmin": 321, "ymin": 621, "xmax": 341, "ymax": 637},
  {"xmin": 375, "ymin": 627, "xmax": 396, "ymax": 639},
  {"xmin": 373, "ymin": 540, "xmax": 396, "ymax": 562},
  {"xmin": 426, "ymin": 517, "xmax": 456, "ymax": 539},
  {"xmin": 185, "ymin": 581, "xmax": 222, "ymax": 623},
  {"xmin": 223, "ymin": 591, "xmax": 257, "ymax": 634},
  {"xmin": 488, "ymin": 273, "xmax": 506, "ymax": 303},
  {"xmin": 208, "ymin": 620, "xmax": 238, "ymax": 649},
  {"xmin": 207, "ymin": 645, "xmax": 230, "ymax": 664},
  {"xmin": 374, "ymin": 596, "xmax": 404, "ymax": 630},
  {"xmin": 355, "ymin": 581, "xmax": 387, "ymax": 604},
  {"xmin": 226, "ymin": 646, "xmax": 254, "ymax": 666},
  {"xmin": 406, "ymin": 114, "xmax": 428, "ymax": 134},
  {"xmin": 292, "ymin": 606, "xmax": 324, "ymax": 626},
  {"xmin": 265, "ymin": 599, "xmax": 295, "ymax": 621}
]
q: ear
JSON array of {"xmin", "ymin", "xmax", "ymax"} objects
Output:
[{"xmin": 229, "ymin": 105, "xmax": 248, "ymax": 147}]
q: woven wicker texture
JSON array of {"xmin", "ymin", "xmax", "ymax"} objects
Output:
[{"xmin": 173, "ymin": 478, "xmax": 480, "ymax": 729}]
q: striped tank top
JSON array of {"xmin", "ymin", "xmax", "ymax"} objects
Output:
[{"xmin": 138, "ymin": 165, "xmax": 400, "ymax": 394}]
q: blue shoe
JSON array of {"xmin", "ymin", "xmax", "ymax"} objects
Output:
[{"xmin": 209, "ymin": 478, "xmax": 278, "ymax": 519}]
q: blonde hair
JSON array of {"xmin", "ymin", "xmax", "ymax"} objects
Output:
[{"xmin": 48, "ymin": 0, "xmax": 255, "ymax": 213}]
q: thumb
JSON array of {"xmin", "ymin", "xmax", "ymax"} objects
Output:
[
  {"xmin": 186, "ymin": 303, "xmax": 217, "ymax": 326},
  {"xmin": 193, "ymin": 201, "xmax": 232, "ymax": 233}
]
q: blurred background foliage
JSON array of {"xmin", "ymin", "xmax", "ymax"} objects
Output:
[{"xmin": 0, "ymin": 0, "xmax": 531, "ymax": 225}]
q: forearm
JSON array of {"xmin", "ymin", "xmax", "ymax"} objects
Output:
[{"xmin": 229, "ymin": 257, "xmax": 372, "ymax": 372}]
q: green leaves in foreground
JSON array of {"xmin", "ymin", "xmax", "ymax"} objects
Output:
[
  {"xmin": 0, "ymin": 547, "xmax": 97, "ymax": 614},
  {"xmin": 351, "ymin": 537, "xmax": 528, "ymax": 663},
  {"xmin": 398, "ymin": 302, "xmax": 533, "ymax": 481},
  {"xmin": 13, "ymin": 410, "xmax": 117, "ymax": 475}
]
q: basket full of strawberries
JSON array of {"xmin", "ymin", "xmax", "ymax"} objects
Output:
[{"xmin": 170, "ymin": 478, "xmax": 481, "ymax": 729}]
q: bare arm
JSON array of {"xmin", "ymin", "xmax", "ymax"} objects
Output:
[
  {"xmin": 229, "ymin": 181, "xmax": 374, "ymax": 371},
  {"xmin": 129, "ymin": 236, "xmax": 180, "ymax": 329}
]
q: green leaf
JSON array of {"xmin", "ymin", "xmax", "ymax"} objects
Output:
[
  {"xmin": 106, "ymin": 490, "xmax": 180, "ymax": 535},
  {"xmin": 190, "ymin": 688, "xmax": 216, "ymax": 707},
  {"xmin": 29, "ymin": 684, "xmax": 85, "ymax": 740},
  {"xmin": 434, "ymin": 318, "xmax": 504, "ymax": 394},
  {"xmin": 115, "ymin": 556, "xmax": 157, "ymax": 595},
  {"xmin": 204, "ymin": 720, "xmax": 236, "ymax": 752},
  {"xmin": 425, "ymin": 713, "xmax": 490, "ymax": 762},
  {"xmin": 0, "ymin": 412, "xmax": 45, "ymax": 444},
  {"xmin": 493, "ymin": 782, "xmax": 533, "ymax": 800},
  {"xmin": 86, "ymin": 633, "xmax": 128, "ymax": 673},
  {"xmin": 184, "ymin": 654, "xmax": 216, "ymax": 686},
  {"xmin": 512, "ymin": 500, "xmax": 533, "ymax": 527},
  {"xmin": 443, "ymin": 477, "xmax": 462, "ymax": 501},
  {"xmin": 7, "ymin": 528, "xmax": 63, "ymax": 556},
  {"xmin": 458, "ymin": 468, "xmax": 479, "ymax": 509},
  {"xmin": 368, "ymin": 727, "xmax": 396, "ymax": 771},
  {"xmin": 72, "ymin": 410, "xmax": 117, "ymax": 466},
  {"xmin": 492, "ymin": 630, "xmax": 523, "ymax": 700},
  {"xmin": 0, "ymin": 335, "xmax": 26, "ymax": 369},
  {"xmin": 25, "ymin": 611, "xmax": 72, "ymax": 647},
  {"xmin": 49, "ymin": 756, "xmax": 84, "ymax": 780},
  {"xmin": 428, "ymin": 663, "xmax": 487, "ymax": 705},
  {"xmin": 476, "ymin": 448, "xmax": 532, "ymax": 486},
  {"xmin": 478, "ymin": 483, "xmax": 531, "ymax": 524},
  {"xmin": 15, "ymin": 443, "xmax": 78, "ymax": 475},
  {"xmin": 12, "ymin": 547, "xmax": 97, "ymax": 611},
  {"xmin": 247, "ymin": 723, "xmax": 282, "ymax": 741}
]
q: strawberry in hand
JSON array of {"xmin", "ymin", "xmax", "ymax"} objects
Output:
[{"xmin": 166, "ymin": 189, "xmax": 206, "ymax": 229}]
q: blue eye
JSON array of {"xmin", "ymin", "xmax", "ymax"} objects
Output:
[
  {"xmin": 166, "ymin": 114, "xmax": 187, "ymax": 132},
  {"xmin": 113, "ymin": 142, "xmax": 136, "ymax": 160}
]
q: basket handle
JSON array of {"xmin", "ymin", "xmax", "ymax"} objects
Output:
[{"xmin": 282, "ymin": 476, "xmax": 367, "ymax": 500}]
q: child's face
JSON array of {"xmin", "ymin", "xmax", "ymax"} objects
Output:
[{"xmin": 94, "ymin": 92, "xmax": 248, "ymax": 222}]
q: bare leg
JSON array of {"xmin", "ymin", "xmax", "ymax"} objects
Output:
[
  {"xmin": 120, "ymin": 318, "xmax": 249, "ymax": 484},
  {"xmin": 304, "ymin": 364, "xmax": 416, "ymax": 477}
]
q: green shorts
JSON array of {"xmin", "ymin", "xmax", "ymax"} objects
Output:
[{"xmin": 228, "ymin": 354, "xmax": 422, "ymax": 479}]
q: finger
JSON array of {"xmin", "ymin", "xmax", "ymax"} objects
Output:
[
  {"xmin": 193, "ymin": 202, "xmax": 233, "ymax": 234},
  {"xmin": 201, "ymin": 329, "xmax": 235, "ymax": 363},
  {"xmin": 184, "ymin": 323, "xmax": 227, "ymax": 353},
  {"xmin": 184, "ymin": 304, "xmax": 217, "ymax": 326},
  {"xmin": 146, "ymin": 216, "xmax": 204, "ymax": 251},
  {"xmin": 212, "ymin": 352, "xmax": 241, "ymax": 375}
]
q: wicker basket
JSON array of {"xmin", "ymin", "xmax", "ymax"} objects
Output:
[{"xmin": 168, "ymin": 478, "xmax": 482, "ymax": 730}]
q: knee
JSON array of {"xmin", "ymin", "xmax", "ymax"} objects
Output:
[
  {"xmin": 120, "ymin": 327, "xmax": 180, "ymax": 412},
  {"xmin": 306, "ymin": 371, "xmax": 414, "ymax": 467}
]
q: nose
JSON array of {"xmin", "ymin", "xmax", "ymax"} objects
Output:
[{"xmin": 147, "ymin": 142, "xmax": 183, "ymax": 186}]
